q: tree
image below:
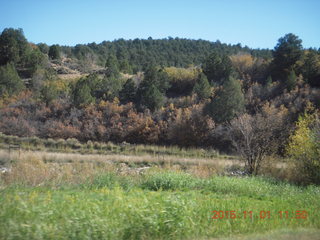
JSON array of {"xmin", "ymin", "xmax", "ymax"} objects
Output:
[
  {"xmin": 193, "ymin": 73, "xmax": 211, "ymax": 100},
  {"xmin": 72, "ymin": 77, "xmax": 95, "ymax": 106},
  {"xmin": 287, "ymin": 109, "xmax": 320, "ymax": 184},
  {"xmin": 299, "ymin": 50, "xmax": 320, "ymax": 87},
  {"xmin": 119, "ymin": 78, "xmax": 136, "ymax": 103},
  {"xmin": 228, "ymin": 104, "xmax": 289, "ymax": 175},
  {"xmin": 0, "ymin": 28, "xmax": 29, "ymax": 66},
  {"xmin": 100, "ymin": 74, "xmax": 123, "ymax": 101},
  {"xmin": 23, "ymin": 47, "xmax": 47, "ymax": 77},
  {"xmin": 37, "ymin": 43, "xmax": 49, "ymax": 54},
  {"xmin": 48, "ymin": 44, "xmax": 61, "ymax": 60},
  {"xmin": 264, "ymin": 75, "xmax": 272, "ymax": 87},
  {"xmin": 286, "ymin": 69, "xmax": 297, "ymax": 91},
  {"xmin": 40, "ymin": 82, "xmax": 59, "ymax": 106},
  {"xmin": 142, "ymin": 84, "xmax": 164, "ymax": 111},
  {"xmin": 137, "ymin": 65, "xmax": 170, "ymax": 111},
  {"xmin": 105, "ymin": 54, "xmax": 119, "ymax": 76},
  {"xmin": 0, "ymin": 63, "xmax": 24, "ymax": 96},
  {"xmin": 272, "ymin": 33, "xmax": 303, "ymax": 81},
  {"xmin": 119, "ymin": 59, "xmax": 133, "ymax": 74},
  {"xmin": 143, "ymin": 65, "xmax": 170, "ymax": 93},
  {"xmin": 31, "ymin": 68, "xmax": 47, "ymax": 95},
  {"xmin": 202, "ymin": 51, "xmax": 233, "ymax": 85},
  {"xmin": 205, "ymin": 77, "xmax": 244, "ymax": 123}
]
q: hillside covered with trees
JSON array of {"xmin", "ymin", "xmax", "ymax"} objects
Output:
[{"xmin": 0, "ymin": 28, "xmax": 319, "ymax": 181}]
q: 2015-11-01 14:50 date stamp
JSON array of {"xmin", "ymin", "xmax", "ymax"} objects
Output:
[{"xmin": 211, "ymin": 210, "xmax": 308, "ymax": 220}]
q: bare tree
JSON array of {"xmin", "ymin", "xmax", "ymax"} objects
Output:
[{"xmin": 228, "ymin": 104, "xmax": 289, "ymax": 175}]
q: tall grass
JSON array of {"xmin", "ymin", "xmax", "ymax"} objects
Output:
[
  {"xmin": 0, "ymin": 150, "xmax": 319, "ymax": 239},
  {"xmin": 0, "ymin": 149, "xmax": 236, "ymax": 180},
  {"xmin": 1, "ymin": 175, "xmax": 319, "ymax": 240},
  {"xmin": 0, "ymin": 132, "xmax": 230, "ymax": 159}
]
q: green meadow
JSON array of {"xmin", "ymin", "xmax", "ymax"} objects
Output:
[{"xmin": 1, "ymin": 170, "xmax": 319, "ymax": 240}]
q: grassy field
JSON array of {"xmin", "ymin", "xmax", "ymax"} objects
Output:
[{"xmin": 0, "ymin": 151, "xmax": 319, "ymax": 240}]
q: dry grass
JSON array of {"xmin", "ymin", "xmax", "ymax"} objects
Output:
[
  {"xmin": 0, "ymin": 149, "xmax": 241, "ymax": 168},
  {"xmin": 0, "ymin": 149, "xmax": 242, "ymax": 186},
  {"xmin": 1, "ymin": 149, "xmax": 297, "ymax": 186},
  {"xmin": 0, "ymin": 150, "xmax": 115, "ymax": 187}
]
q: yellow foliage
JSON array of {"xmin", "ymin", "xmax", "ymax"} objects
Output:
[
  {"xmin": 113, "ymin": 97, "xmax": 120, "ymax": 105},
  {"xmin": 287, "ymin": 114, "xmax": 315, "ymax": 160},
  {"xmin": 164, "ymin": 67, "xmax": 199, "ymax": 82},
  {"xmin": 230, "ymin": 54, "xmax": 254, "ymax": 73},
  {"xmin": 287, "ymin": 108, "xmax": 320, "ymax": 183},
  {"xmin": 98, "ymin": 100, "xmax": 108, "ymax": 108}
]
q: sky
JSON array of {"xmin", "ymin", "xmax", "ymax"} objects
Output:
[{"xmin": 0, "ymin": 0, "xmax": 319, "ymax": 49}]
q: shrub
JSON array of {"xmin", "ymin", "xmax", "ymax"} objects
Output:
[
  {"xmin": 45, "ymin": 138, "xmax": 56, "ymax": 148},
  {"xmin": 141, "ymin": 171, "xmax": 199, "ymax": 191},
  {"xmin": 287, "ymin": 109, "xmax": 320, "ymax": 184},
  {"xmin": 89, "ymin": 172, "xmax": 117, "ymax": 189},
  {"xmin": 86, "ymin": 140, "xmax": 94, "ymax": 150},
  {"xmin": 56, "ymin": 138, "xmax": 66, "ymax": 149},
  {"xmin": 28, "ymin": 136, "xmax": 43, "ymax": 147},
  {"xmin": 66, "ymin": 138, "xmax": 82, "ymax": 149},
  {"xmin": 0, "ymin": 63, "xmax": 24, "ymax": 96}
]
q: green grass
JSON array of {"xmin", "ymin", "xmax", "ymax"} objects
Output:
[
  {"xmin": 1, "ymin": 172, "xmax": 319, "ymax": 240},
  {"xmin": 215, "ymin": 228, "xmax": 320, "ymax": 240}
]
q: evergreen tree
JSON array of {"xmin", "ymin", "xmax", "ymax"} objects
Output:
[
  {"xmin": 37, "ymin": 43, "xmax": 49, "ymax": 54},
  {"xmin": 205, "ymin": 77, "xmax": 245, "ymax": 123},
  {"xmin": 265, "ymin": 75, "xmax": 273, "ymax": 87},
  {"xmin": 24, "ymin": 47, "xmax": 47, "ymax": 77},
  {"xmin": 48, "ymin": 45, "xmax": 61, "ymax": 60},
  {"xmin": 202, "ymin": 51, "xmax": 233, "ymax": 86},
  {"xmin": 272, "ymin": 33, "xmax": 303, "ymax": 81},
  {"xmin": 100, "ymin": 74, "xmax": 123, "ymax": 101},
  {"xmin": 193, "ymin": 73, "xmax": 211, "ymax": 100},
  {"xmin": 40, "ymin": 82, "xmax": 59, "ymax": 106},
  {"xmin": 119, "ymin": 78, "xmax": 136, "ymax": 103},
  {"xmin": 0, "ymin": 63, "xmax": 24, "ymax": 96},
  {"xmin": 72, "ymin": 78, "xmax": 95, "ymax": 106},
  {"xmin": 0, "ymin": 28, "xmax": 29, "ymax": 66},
  {"xmin": 119, "ymin": 59, "xmax": 133, "ymax": 74},
  {"xmin": 141, "ymin": 83, "xmax": 164, "ymax": 111},
  {"xmin": 286, "ymin": 69, "xmax": 297, "ymax": 91},
  {"xmin": 137, "ymin": 65, "xmax": 169, "ymax": 110},
  {"xmin": 142, "ymin": 65, "xmax": 170, "ymax": 93},
  {"xmin": 299, "ymin": 51, "xmax": 320, "ymax": 87},
  {"xmin": 105, "ymin": 54, "xmax": 119, "ymax": 76}
]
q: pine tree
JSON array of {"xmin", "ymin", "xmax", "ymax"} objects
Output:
[
  {"xmin": 105, "ymin": 54, "xmax": 119, "ymax": 76},
  {"xmin": 0, "ymin": 28, "xmax": 29, "ymax": 66},
  {"xmin": 299, "ymin": 51, "xmax": 320, "ymax": 87},
  {"xmin": 0, "ymin": 63, "xmax": 24, "ymax": 96},
  {"xmin": 272, "ymin": 33, "xmax": 302, "ymax": 81},
  {"xmin": 205, "ymin": 77, "xmax": 245, "ymax": 123},
  {"xmin": 286, "ymin": 69, "xmax": 297, "ymax": 91},
  {"xmin": 72, "ymin": 77, "xmax": 95, "ymax": 106},
  {"xmin": 202, "ymin": 51, "xmax": 233, "ymax": 86},
  {"xmin": 137, "ymin": 65, "xmax": 169, "ymax": 110},
  {"xmin": 100, "ymin": 74, "xmax": 123, "ymax": 101},
  {"xmin": 48, "ymin": 45, "xmax": 61, "ymax": 60},
  {"xmin": 141, "ymin": 84, "xmax": 164, "ymax": 111},
  {"xmin": 119, "ymin": 78, "xmax": 136, "ymax": 103},
  {"xmin": 265, "ymin": 75, "xmax": 273, "ymax": 87},
  {"xmin": 193, "ymin": 73, "xmax": 211, "ymax": 100}
]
